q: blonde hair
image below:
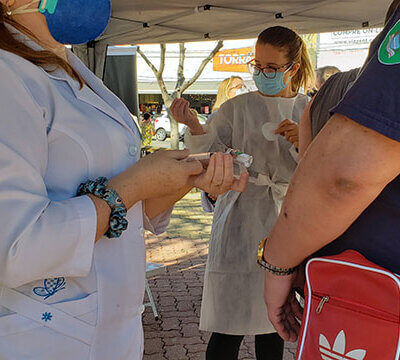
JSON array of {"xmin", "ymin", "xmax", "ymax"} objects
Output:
[
  {"xmin": 212, "ymin": 76, "xmax": 243, "ymax": 112},
  {"xmin": 257, "ymin": 26, "xmax": 315, "ymax": 93}
]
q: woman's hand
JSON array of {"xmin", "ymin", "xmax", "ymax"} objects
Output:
[
  {"xmin": 275, "ymin": 119, "xmax": 299, "ymax": 148},
  {"xmin": 111, "ymin": 150, "xmax": 248, "ymax": 208},
  {"xmin": 191, "ymin": 153, "xmax": 249, "ymax": 195},
  {"xmin": 264, "ymin": 270, "xmax": 303, "ymax": 342},
  {"xmin": 142, "ymin": 152, "xmax": 247, "ymax": 221},
  {"xmin": 170, "ymin": 98, "xmax": 205, "ymax": 135},
  {"xmin": 110, "ymin": 149, "xmax": 203, "ymax": 207}
]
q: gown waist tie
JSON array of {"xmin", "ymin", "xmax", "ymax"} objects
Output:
[{"xmin": 248, "ymin": 173, "xmax": 289, "ymax": 211}]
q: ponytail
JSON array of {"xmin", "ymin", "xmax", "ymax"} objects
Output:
[{"xmin": 291, "ymin": 40, "xmax": 315, "ymax": 93}]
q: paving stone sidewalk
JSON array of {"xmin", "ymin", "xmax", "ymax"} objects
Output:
[{"xmin": 143, "ymin": 191, "xmax": 297, "ymax": 360}]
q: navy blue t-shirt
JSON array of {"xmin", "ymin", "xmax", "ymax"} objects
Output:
[{"xmin": 317, "ymin": 7, "xmax": 400, "ymax": 273}]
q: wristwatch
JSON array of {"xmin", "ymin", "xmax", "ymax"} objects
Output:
[{"xmin": 257, "ymin": 237, "xmax": 298, "ymax": 276}]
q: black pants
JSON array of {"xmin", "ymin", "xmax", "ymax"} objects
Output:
[{"xmin": 206, "ymin": 332, "xmax": 284, "ymax": 360}]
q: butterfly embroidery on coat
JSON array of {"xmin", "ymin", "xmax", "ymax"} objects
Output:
[{"xmin": 33, "ymin": 277, "xmax": 66, "ymax": 300}]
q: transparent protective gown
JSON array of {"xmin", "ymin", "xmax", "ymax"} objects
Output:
[{"xmin": 185, "ymin": 92, "xmax": 308, "ymax": 335}]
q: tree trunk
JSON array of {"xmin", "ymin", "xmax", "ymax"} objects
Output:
[
  {"xmin": 168, "ymin": 44, "xmax": 186, "ymax": 150},
  {"xmin": 167, "ymin": 92, "xmax": 180, "ymax": 150},
  {"xmin": 138, "ymin": 41, "xmax": 223, "ymax": 150},
  {"xmin": 160, "ymin": 92, "xmax": 180, "ymax": 150},
  {"xmin": 168, "ymin": 108, "xmax": 180, "ymax": 150}
]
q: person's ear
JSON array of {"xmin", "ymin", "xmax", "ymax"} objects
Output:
[{"xmin": 289, "ymin": 63, "xmax": 300, "ymax": 78}]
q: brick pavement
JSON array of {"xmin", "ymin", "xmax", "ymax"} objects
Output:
[{"xmin": 144, "ymin": 191, "xmax": 297, "ymax": 360}]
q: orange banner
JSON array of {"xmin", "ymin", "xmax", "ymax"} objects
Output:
[{"xmin": 213, "ymin": 47, "xmax": 254, "ymax": 73}]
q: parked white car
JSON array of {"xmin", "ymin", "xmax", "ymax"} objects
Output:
[
  {"xmin": 154, "ymin": 112, "xmax": 209, "ymax": 141},
  {"xmin": 154, "ymin": 113, "xmax": 186, "ymax": 141}
]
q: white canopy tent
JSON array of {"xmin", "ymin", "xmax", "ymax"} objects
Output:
[
  {"xmin": 74, "ymin": 0, "xmax": 393, "ymax": 78},
  {"xmin": 104, "ymin": 0, "xmax": 391, "ymax": 45}
]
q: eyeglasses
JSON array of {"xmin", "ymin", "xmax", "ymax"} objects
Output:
[{"xmin": 247, "ymin": 59, "xmax": 294, "ymax": 79}]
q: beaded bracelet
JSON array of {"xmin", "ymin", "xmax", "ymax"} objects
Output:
[
  {"xmin": 77, "ymin": 177, "xmax": 128, "ymax": 239},
  {"xmin": 257, "ymin": 237, "xmax": 298, "ymax": 276}
]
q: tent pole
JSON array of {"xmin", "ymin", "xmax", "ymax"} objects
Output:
[
  {"xmin": 72, "ymin": 42, "xmax": 108, "ymax": 79},
  {"xmin": 133, "ymin": 49, "xmax": 139, "ymax": 117},
  {"xmin": 88, "ymin": 41, "xmax": 95, "ymax": 73}
]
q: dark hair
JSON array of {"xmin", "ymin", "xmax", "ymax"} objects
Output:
[
  {"xmin": 257, "ymin": 26, "xmax": 315, "ymax": 93},
  {"xmin": 143, "ymin": 113, "xmax": 151, "ymax": 120},
  {"xmin": 385, "ymin": 0, "xmax": 400, "ymax": 24},
  {"xmin": 0, "ymin": 6, "xmax": 84, "ymax": 88}
]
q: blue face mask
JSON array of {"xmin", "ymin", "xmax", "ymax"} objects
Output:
[
  {"xmin": 253, "ymin": 70, "xmax": 292, "ymax": 96},
  {"xmin": 9, "ymin": 0, "xmax": 111, "ymax": 45}
]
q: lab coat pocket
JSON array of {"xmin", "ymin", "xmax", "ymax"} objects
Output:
[{"xmin": 0, "ymin": 291, "xmax": 97, "ymax": 359}]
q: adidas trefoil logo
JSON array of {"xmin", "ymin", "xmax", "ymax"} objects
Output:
[{"xmin": 319, "ymin": 330, "xmax": 366, "ymax": 360}]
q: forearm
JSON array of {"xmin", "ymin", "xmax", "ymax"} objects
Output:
[
  {"xmin": 144, "ymin": 185, "xmax": 192, "ymax": 220},
  {"xmin": 87, "ymin": 194, "xmax": 112, "ymax": 242},
  {"xmin": 264, "ymin": 114, "xmax": 400, "ymax": 268},
  {"xmin": 86, "ymin": 165, "xmax": 143, "ymax": 241},
  {"xmin": 0, "ymin": 196, "xmax": 98, "ymax": 287},
  {"xmin": 89, "ymin": 178, "xmax": 186, "ymax": 241},
  {"xmin": 185, "ymin": 124, "xmax": 232, "ymax": 155},
  {"xmin": 189, "ymin": 122, "xmax": 206, "ymax": 136}
]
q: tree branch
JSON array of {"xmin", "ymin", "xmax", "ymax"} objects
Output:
[
  {"xmin": 137, "ymin": 46, "xmax": 171, "ymax": 105},
  {"xmin": 181, "ymin": 40, "xmax": 223, "ymax": 93},
  {"xmin": 137, "ymin": 46, "xmax": 159, "ymax": 78},
  {"xmin": 175, "ymin": 43, "xmax": 186, "ymax": 95},
  {"xmin": 159, "ymin": 43, "xmax": 166, "ymax": 78}
]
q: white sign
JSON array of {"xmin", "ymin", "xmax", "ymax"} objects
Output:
[{"xmin": 319, "ymin": 28, "xmax": 382, "ymax": 51}]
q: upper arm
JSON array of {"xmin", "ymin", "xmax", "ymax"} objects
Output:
[
  {"xmin": 0, "ymin": 60, "xmax": 48, "ymax": 173},
  {"xmin": 306, "ymin": 113, "xmax": 400, "ymax": 193},
  {"xmin": 184, "ymin": 101, "xmax": 234, "ymax": 153},
  {"xmin": 315, "ymin": 18, "xmax": 400, "ymax": 191},
  {"xmin": 298, "ymin": 98, "xmax": 314, "ymax": 159},
  {"xmin": 0, "ymin": 60, "xmax": 48, "ymax": 205},
  {"xmin": 0, "ymin": 60, "xmax": 97, "ymax": 287}
]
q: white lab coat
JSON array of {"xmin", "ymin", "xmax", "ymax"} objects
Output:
[
  {"xmin": 185, "ymin": 92, "xmax": 308, "ymax": 335},
  {"xmin": 0, "ymin": 26, "xmax": 171, "ymax": 359}
]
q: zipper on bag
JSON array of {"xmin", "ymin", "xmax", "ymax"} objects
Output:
[
  {"xmin": 316, "ymin": 295, "xmax": 329, "ymax": 314},
  {"xmin": 312, "ymin": 293, "xmax": 399, "ymax": 323}
]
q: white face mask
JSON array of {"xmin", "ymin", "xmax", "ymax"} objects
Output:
[{"xmin": 234, "ymin": 86, "xmax": 249, "ymax": 96}]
